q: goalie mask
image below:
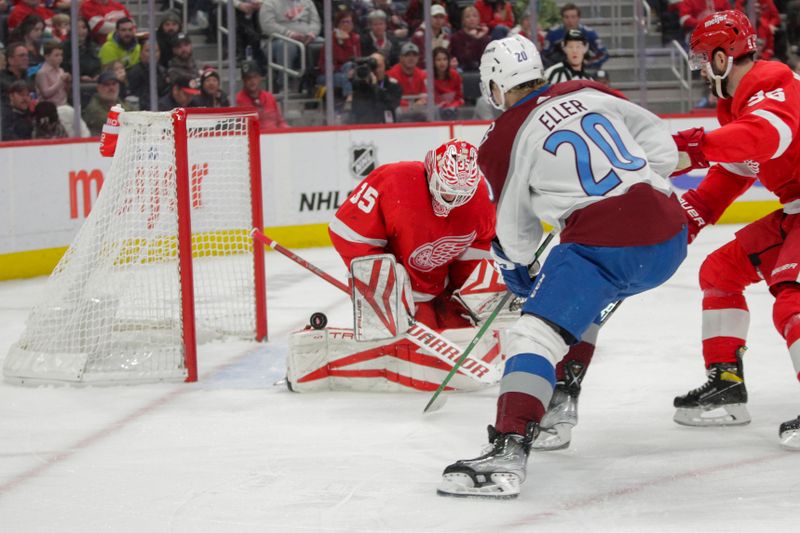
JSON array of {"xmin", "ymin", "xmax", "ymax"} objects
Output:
[
  {"xmin": 424, "ymin": 139, "xmax": 480, "ymax": 217},
  {"xmin": 689, "ymin": 10, "xmax": 756, "ymax": 99},
  {"xmin": 479, "ymin": 35, "xmax": 544, "ymax": 110}
]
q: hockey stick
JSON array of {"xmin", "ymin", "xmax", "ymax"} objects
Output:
[
  {"xmin": 424, "ymin": 232, "xmax": 556, "ymax": 414},
  {"xmin": 253, "ymin": 229, "xmax": 499, "ymax": 384}
]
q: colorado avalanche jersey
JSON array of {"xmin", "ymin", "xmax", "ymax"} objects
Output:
[
  {"xmin": 478, "ymin": 80, "xmax": 683, "ymax": 265},
  {"xmin": 694, "ymin": 61, "xmax": 800, "ymax": 220},
  {"xmin": 329, "ymin": 161, "xmax": 496, "ymax": 302}
]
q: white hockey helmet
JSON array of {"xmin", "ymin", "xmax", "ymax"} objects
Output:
[
  {"xmin": 479, "ymin": 35, "xmax": 544, "ymax": 110},
  {"xmin": 424, "ymin": 139, "xmax": 480, "ymax": 217}
]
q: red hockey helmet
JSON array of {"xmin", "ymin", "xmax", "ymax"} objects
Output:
[
  {"xmin": 689, "ymin": 10, "xmax": 757, "ymax": 71},
  {"xmin": 424, "ymin": 139, "xmax": 480, "ymax": 217}
]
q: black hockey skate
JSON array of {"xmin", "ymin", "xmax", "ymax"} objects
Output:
[
  {"xmin": 437, "ymin": 424, "xmax": 538, "ymax": 499},
  {"xmin": 673, "ymin": 349, "xmax": 751, "ymax": 427},
  {"xmin": 779, "ymin": 415, "xmax": 800, "ymax": 450},
  {"xmin": 532, "ymin": 360, "xmax": 586, "ymax": 451}
]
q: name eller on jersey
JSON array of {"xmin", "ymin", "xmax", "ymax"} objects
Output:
[{"xmin": 538, "ymin": 99, "xmax": 589, "ymax": 131}]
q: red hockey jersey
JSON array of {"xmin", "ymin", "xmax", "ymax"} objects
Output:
[
  {"xmin": 329, "ymin": 161, "xmax": 496, "ymax": 302},
  {"xmin": 80, "ymin": 0, "xmax": 131, "ymax": 43},
  {"xmin": 695, "ymin": 61, "xmax": 800, "ymax": 221}
]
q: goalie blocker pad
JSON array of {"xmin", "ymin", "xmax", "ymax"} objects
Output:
[
  {"xmin": 350, "ymin": 254, "xmax": 412, "ymax": 342},
  {"xmin": 287, "ymin": 326, "xmax": 506, "ymax": 393}
]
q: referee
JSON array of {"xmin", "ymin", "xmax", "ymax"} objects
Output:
[{"xmin": 544, "ymin": 29, "xmax": 594, "ymax": 84}]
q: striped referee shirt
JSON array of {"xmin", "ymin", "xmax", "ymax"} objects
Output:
[{"xmin": 544, "ymin": 62, "xmax": 594, "ymax": 85}]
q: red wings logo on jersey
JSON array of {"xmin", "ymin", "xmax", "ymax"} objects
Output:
[{"xmin": 408, "ymin": 231, "xmax": 476, "ymax": 272}]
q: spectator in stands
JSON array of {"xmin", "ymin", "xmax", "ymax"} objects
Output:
[
  {"xmin": 127, "ymin": 40, "xmax": 168, "ymax": 111},
  {"xmin": 6, "ymin": 0, "xmax": 53, "ymax": 33},
  {"xmin": 32, "ymin": 100, "xmax": 67, "ymax": 138},
  {"xmin": 411, "ymin": 4, "xmax": 451, "ymax": 67},
  {"xmin": 158, "ymin": 73, "xmax": 199, "ymax": 111},
  {"xmin": 1, "ymin": 80, "xmax": 34, "ymax": 141},
  {"xmin": 167, "ymin": 33, "xmax": 199, "ymax": 83},
  {"xmin": 432, "ymin": 47, "xmax": 462, "ymax": 120},
  {"xmin": 63, "ymin": 18, "xmax": 101, "ymax": 81},
  {"xmin": 735, "ymin": 0, "xmax": 781, "ymax": 61},
  {"xmin": 259, "ymin": 0, "xmax": 321, "ymax": 92},
  {"xmin": 35, "ymin": 41, "xmax": 70, "ymax": 106},
  {"xmin": 156, "ymin": 10, "xmax": 182, "ymax": 70},
  {"xmin": 107, "ymin": 59, "xmax": 129, "ymax": 100},
  {"xmin": 544, "ymin": 28, "xmax": 594, "ymax": 84},
  {"xmin": 229, "ymin": 0, "xmax": 266, "ymax": 68},
  {"xmin": 82, "ymin": 69, "xmax": 132, "ymax": 135},
  {"xmin": 361, "ymin": 10, "xmax": 399, "ymax": 68},
  {"xmin": 510, "ymin": 12, "xmax": 544, "ymax": 49},
  {"xmin": 403, "ymin": 0, "xmax": 425, "ymax": 34},
  {"xmin": 373, "ymin": 0, "xmax": 409, "ymax": 40},
  {"xmin": 11, "ymin": 15, "xmax": 46, "ymax": 69},
  {"xmin": 80, "ymin": 0, "xmax": 131, "ymax": 44},
  {"xmin": 450, "ymin": 5, "xmax": 491, "ymax": 72},
  {"xmin": 475, "ymin": 0, "xmax": 515, "ymax": 40},
  {"xmin": 0, "ymin": 43, "xmax": 32, "ymax": 100},
  {"xmin": 387, "ymin": 42, "xmax": 427, "ymax": 118},
  {"xmin": 513, "ymin": 0, "xmax": 559, "ymax": 30},
  {"xmin": 51, "ymin": 13, "xmax": 70, "ymax": 42},
  {"xmin": 543, "ymin": 3, "xmax": 608, "ymax": 68},
  {"xmin": 349, "ymin": 51, "xmax": 402, "ymax": 124},
  {"xmin": 192, "ymin": 67, "xmax": 229, "ymax": 107},
  {"xmin": 235, "ymin": 60, "xmax": 288, "ymax": 130},
  {"xmin": 677, "ymin": 0, "xmax": 730, "ymax": 39},
  {"xmin": 318, "ymin": 9, "xmax": 361, "ymax": 102},
  {"xmin": 98, "ymin": 17, "xmax": 141, "ymax": 70}
]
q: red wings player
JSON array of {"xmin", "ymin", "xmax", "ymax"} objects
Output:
[
  {"xmin": 671, "ymin": 10, "xmax": 800, "ymax": 448},
  {"xmin": 329, "ymin": 139, "xmax": 496, "ymax": 329}
]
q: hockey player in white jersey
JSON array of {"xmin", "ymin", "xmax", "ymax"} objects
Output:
[{"xmin": 437, "ymin": 35, "xmax": 688, "ymax": 498}]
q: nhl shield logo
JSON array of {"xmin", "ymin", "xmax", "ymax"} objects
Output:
[{"xmin": 350, "ymin": 144, "xmax": 377, "ymax": 180}]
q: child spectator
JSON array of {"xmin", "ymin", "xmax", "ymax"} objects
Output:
[
  {"xmin": 450, "ymin": 5, "xmax": 490, "ymax": 72},
  {"xmin": 432, "ymin": 47, "xmax": 462, "ymax": 121},
  {"xmin": 361, "ymin": 10, "xmax": 399, "ymax": 68},
  {"xmin": 1, "ymin": 80, "xmax": 34, "ymax": 141},
  {"xmin": 107, "ymin": 59, "xmax": 129, "ymax": 99},
  {"xmin": 510, "ymin": 12, "xmax": 544, "ymax": 49},
  {"xmin": 156, "ymin": 10, "xmax": 182, "ymax": 70},
  {"xmin": 475, "ymin": 0, "xmax": 515, "ymax": 40},
  {"xmin": 33, "ymin": 100, "xmax": 67, "ymax": 138},
  {"xmin": 373, "ymin": 0, "xmax": 409, "ymax": 40},
  {"xmin": 80, "ymin": 0, "xmax": 131, "ymax": 44},
  {"xmin": 7, "ymin": 0, "xmax": 53, "ymax": 33},
  {"xmin": 158, "ymin": 74, "xmax": 199, "ymax": 111},
  {"xmin": 411, "ymin": 4, "xmax": 450, "ymax": 67},
  {"xmin": 82, "ymin": 69, "xmax": 132, "ymax": 135},
  {"xmin": 99, "ymin": 17, "xmax": 141, "ymax": 70},
  {"xmin": 35, "ymin": 41, "xmax": 70, "ymax": 106},
  {"xmin": 51, "ymin": 13, "xmax": 70, "ymax": 42},
  {"xmin": 386, "ymin": 42, "xmax": 427, "ymax": 117},
  {"xmin": 318, "ymin": 9, "xmax": 361, "ymax": 100},
  {"xmin": 235, "ymin": 61, "xmax": 287, "ymax": 129},
  {"xmin": 167, "ymin": 33, "xmax": 199, "ymax": 83},
  {"xmin": 192, "ymin": 67, "xmax": 230, "ymax": 107},
  {"xmin": 63, "ymin": 18, "xmax": 101, "ymax": 81}
]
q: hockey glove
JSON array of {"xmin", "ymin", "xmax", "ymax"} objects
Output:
[
  {"xmin": 491, "ymin": 240, "xmax": 538, "ymax": 298},
  {"xmin": 670, "ymin": 127, "xmax": 709, "ymax": 177},
  {"xmin": 679, "ymin": 189, "xmax": 713, "ymax": 244}
]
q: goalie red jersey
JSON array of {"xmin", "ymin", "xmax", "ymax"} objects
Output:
[{"xmin": 329, "ymin": 157, "xmax": 496, "ymax": 325}]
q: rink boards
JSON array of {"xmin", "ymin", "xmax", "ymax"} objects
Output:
[{"xmin": 0, "ymin": 115, "xmax": 779, "ymax": 280}]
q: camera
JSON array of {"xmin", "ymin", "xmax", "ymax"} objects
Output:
[{"xmin": 354, "ymin": 57, "xmax": 378, "ymax": 81}]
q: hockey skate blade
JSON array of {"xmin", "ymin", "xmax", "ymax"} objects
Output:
[
  {"xmin": 780, "ymin": 429, "xmax": 800, "ymax": 450},
  {"xmin": 532, "ymin": 423, "xmax": 572, "ymax": 451},
  {"xmin": 437, "ymin": 472, "xmax": 520, "ymax": 499},
  {"xmin": 673, "ymin": 404, "xmax": 751, "ymax": 427}
]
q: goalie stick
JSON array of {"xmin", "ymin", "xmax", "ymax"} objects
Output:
[
  {"xmin": 424, "ymin": 232, "xmax": 556, "ymax": 414},
  {"xmin": 252, "ymin": 230, "xmax": 499, "ymax": 385}
]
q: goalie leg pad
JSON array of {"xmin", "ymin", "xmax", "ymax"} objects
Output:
[{"xmin": 350, "ymin": 254, "xmax": 412, "ymax": 342}]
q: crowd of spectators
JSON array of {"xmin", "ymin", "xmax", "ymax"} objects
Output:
[{"xmin": 2, "ymin": 0, "xmax": 800, "ymax": 140}]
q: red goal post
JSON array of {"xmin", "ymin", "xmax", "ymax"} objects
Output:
[{"xmin": 4, "ymin": 107, "xmax": 267, "ymax": 385}]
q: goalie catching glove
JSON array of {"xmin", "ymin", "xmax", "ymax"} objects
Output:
[
  {"xmin": 491, "ymin": 240, "xmax": 539, "ymax": 298},
  {"xmin": 671, "ymin": 127, "xmax": 709, "ymax": 177}
]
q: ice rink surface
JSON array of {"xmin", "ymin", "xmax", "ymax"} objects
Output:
[{"xmin": 1, "ymin": 224, "xmax": 799, "ymax": 532}]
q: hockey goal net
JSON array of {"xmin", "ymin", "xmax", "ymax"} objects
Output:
[{"xmin": 4, "ymin": 108, "xmax": 267, "ymax": 384}]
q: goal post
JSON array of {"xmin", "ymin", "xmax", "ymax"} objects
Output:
[{"xmin": 4, "ymin": 107, "xmax": 267, "ymax": 385}]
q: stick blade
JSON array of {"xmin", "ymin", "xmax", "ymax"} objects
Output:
[{"xmin": 423, "ymin": 392, "xmax": 448, "ymax": 414}]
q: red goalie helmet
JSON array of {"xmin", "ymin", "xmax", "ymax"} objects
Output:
[
  {"xmin": 689, "ymin": 10, "xmax": 757, "ymax": 71},
  {"xmin": 424, "ymin": 139, "xmax": 480, "ymax": 217}
]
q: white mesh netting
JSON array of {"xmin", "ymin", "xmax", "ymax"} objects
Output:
[{"xmin": 4, "ymin": 110, "xmax": 261, "ymax": 384}]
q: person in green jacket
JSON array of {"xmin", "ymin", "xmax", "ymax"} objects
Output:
[
  {"xmin": 82, "ymin": 69, "xmax": 133, "ymax": 135},
  {"xmin": 513, "ymin": 0, "xmax": 559, "ymax": 31},
  {"xmin": 98, "ymin": 17, "xmax": 141, "ymax": 70}
]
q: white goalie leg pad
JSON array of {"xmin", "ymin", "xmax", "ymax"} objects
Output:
[
  {"xmin": 350, "ymin": 254, "xmax": 411, "ymax": 342},
  {"xmin": 286, "ymin": 325, "xmax": 504, "ymax": 393}
]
